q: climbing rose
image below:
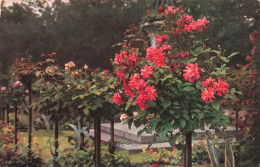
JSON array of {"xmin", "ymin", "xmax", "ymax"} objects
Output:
[
  {"xmin": 84, "ymin": 64, "xmax": 88, "ymax": 70},
  {"xmin": 201, "ymin": 87, "xmax": 215, "ymax": 103},
  {"xmin": 113, "ymin": 93, "xmax": 124, "ymax": 106},
  {"xmin": 215, "ymin": 78, "xmax": 229, "ymax": 96},
  {"xmin": 183, "ymin": 63, "xmax": 202, "ymax": 82},
  {"xmin": 141, "ymin": 65, "xmax": 154, "ymax": 78},
  {"xmin": 1, "ymin": 87, "xmax": 6, "ymax": 91},
  {"xmin": 65, "ymin": 61, "xmax": 75, "ymax": 69}
]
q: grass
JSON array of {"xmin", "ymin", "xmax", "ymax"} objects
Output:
[{"xmin": 19, "ymin": 129, "xmax": 75, "ymax": 159}]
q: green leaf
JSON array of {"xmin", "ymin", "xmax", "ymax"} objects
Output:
[
  {"xmin": 125, "ymin": 73, "xmax": 129, "ymax": 79},
  {"xmin": 180, "ymin": 119, "xmax": 186, "ymax": 128},
  {"xmin": 125, "ymin": 97, "xmax": 134, "ymax": 111},
  {"xmin": 161, "ymin": 101, "xmax": 171, "ymax": 110},
  {"xmin": 228, "ymin": 52, "xmax": 239, "ymax": 59},
  {"xmin": 198, "ymin": 113, "xmax": 204, "ymax": 120},
  {"xmin": 225, "ymin": 141, "xmax": 235, "ymax": 167},
  {"xmin": 147, "ymin": 101, "xmax": 156, "ymax": 107},
  {"xmin": 161, "ymin": 74, "xmax": 173, "ymax": 82},
  {"xmin": 182, "ymin": 114, "xmax": 190, "ymax": 121},
  {"xmin": 207, "ymin": 139, "xmax": 221, "ymax": 167},
  {"xmin": 220, "ymin": 56, "xmax": 229, "ymax": 63},
  {"xmin": 212, "ymin": 101, "xmax": 220, "ymax": 110},
  {"xmin": 93, "ymin": 91, "xmax": 101, "ymax": 95},
  {"xmin": 89, "ymin": 85, "xmax": 96, "ymax": 90},
  {"xmin": 137, "ymin": 129, "xmax": 145, "ymax": 137},
  {"xmin": 158, "ymin": 68, "xmax": 164, "ymax": 73},
  {"xmin": 83, "ymin": 107, "xmax": 89, "ymax": 115},
  {"xmin": 160, "ymin": 130, "xmax": 167, "ymax": 140},
  {"xmin": 168, "ymin": 136, "xmax": 177, "ymax": 147},
  {"xmin": 183, "ymin": 86, "xmax": 195, "ymax": 92},
  {"xmin": 188, "ymin": 57, "xmax": 197, "ymax": 63},
  {"xmin": 169, "ymin": 109, "xmax": 175, "ymax": 115}
]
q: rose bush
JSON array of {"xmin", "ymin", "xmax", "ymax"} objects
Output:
[{"xmin": 113, "ymin": 5, "xmax": 237, "ymax": 164}]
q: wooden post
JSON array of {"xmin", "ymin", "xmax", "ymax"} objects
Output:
[{"xmin": 94, "ymin": 113, "xmax": 101, "ymax": 167}]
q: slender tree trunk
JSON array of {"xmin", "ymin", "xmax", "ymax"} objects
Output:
[
  {"xmin": 80, "ymin": 118, "xmax": 84, "ymax": 150},
  {"xmin": 2, "ymin": 98, "xmax": 5, "ymax": 121},
  {"xmin": 14, "ymin": 102, "xmax": 18, "ymax": 151},
  {"xmin": 185, "ymin": 133, "xmax": 192, "ymax": 167},
  {"xmin": 54, "ymin": 110, "xmax": 59, "ymax": 158},
  {"xmin": 110, "ymin": 115, "xmax": 115, "ymax": 147},
  {"xmin": 183, "ymin": 142, "xmax": 186, "ymax": 167},
  {"xmin": 235, "ymin": 109, "xmax": 239, "ymax": 131},
  {"xmin": 94, "ymin": 113, "xmax": 101, "ymax": 167},
  {"xmin": 183, "ymin": 110, "xmax": 192, "ymax": 167},
  {"xmin": 28, "ymin": 83, "xmax": 32, "ymax": 159},
  {"xmin": 109, "ymin": 115, "xmax": 115, "ymax": 166},
  {"xmin": 6, "ymin": 103, "xmax": 9, "ymax": 123}
]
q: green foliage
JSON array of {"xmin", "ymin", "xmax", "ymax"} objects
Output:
[
  {"xmin": 46, "ymin": 142, "xmax": 94, "ymax": 167},
  {"xmin": 102, "ymin": 151, "xmax": 131, "ymax": 167},
  {"xmin": 181, "ymin": 0, "xmax": 259, "ymax": 65},
  {"xmin": 141, "ymin": 147, "xmax": 182, "ymax": 165}
]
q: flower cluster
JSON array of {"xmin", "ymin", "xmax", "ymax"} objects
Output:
[
  {"xmin": 146, "ymin": 44, "xmax": 171, "ymax": 67},
  {"xmin": 201, "ymin": 77, "xmax": 229, "ymax": 103},
  {"xmin": 183, "ymin": 63, "xmax": 202, "ymax": 83},
  {"xmin": 65, "ymin": 61, "xmax": 75, "ymax": 70}
]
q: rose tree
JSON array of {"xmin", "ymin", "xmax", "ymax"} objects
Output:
[{"xmin": 113, "ymin": 6, "xmax": 236, "ymax": 166}]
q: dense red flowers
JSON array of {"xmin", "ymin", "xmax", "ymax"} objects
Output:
[
  {"xmin": 141, "ymin": 65, "xmax": 154, "ymax": 78},
  {"xmin": 146, "ymin": 47, "xmax": 166, "ymax": 67},
  {"xmin": 201, "ymin": 87, "xmax": 215, "ymax": 103},
  {"xmin": 156, "ymin": 34, "xmax": 168, "ymax": 44},
  {"xmin": 201, "ymin": 77, "xmax": 229, "ymax": 103},
  {"xmin": 113, "ymin": 93, "xmax": 124, "ymax": 106},
  {"xmin": 183, "ymin": 18, "xmax": 210, "ymax": 33},
  {"xmin": 183, "ymin": 63, "xmax": 202, "ymax": 82},
  {"xmin": 215, "ymin": 78, "xmax": 229, "ymax": 96}
]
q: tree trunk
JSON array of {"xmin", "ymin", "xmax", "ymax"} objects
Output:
[
  {"xmin": 235, "ymin": 109, "xmax": 239, "ymax": 131},
  {"xmin": 28, "ymin": 83, "xmax": 32, "ymax": 159},
  {"xmin": 2, "ymin": 99, "xmax": 5, "ymax": 121},
  {"xmin": 6, "ymin": 103, "xmax": 9, "ymax": 123},
  {"xmin": 183, "ymin": 141, "xmax": 186, "ymax": 167},
  {"xmin": 185, "ymin": 132, "xmax": 192, "ymax": 167},
  {"xmin": 14, "ymin": 102, "xmax": 18, "ymax": 151},
  {"xmin": 109, "ymin": 115, "xmax": 115, "ymax": 166},
  {"xmin": 80, "ymin": 118, "xmax": 84, "ymax": 150},
  {"xmin": 94, "ymin": 113, "xmax": 101, "ymax": 167},
  {"xmin": 54, "ymin": 110, "xmax": 59, "ymax": 158}
]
